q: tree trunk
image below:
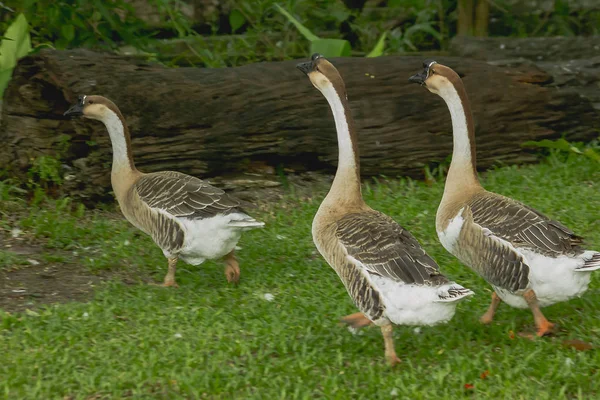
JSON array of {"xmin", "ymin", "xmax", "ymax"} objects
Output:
[
  {"xmin": 1, "ymin": 49, "xmax": 598, "ymax": 202},
  {"xmin": 474, "ymin": 0, "xmax": 489, "ymax": 37},
  {"xmin": 457, "ymin": 0, "xmax": 474, "ymax": 36}
]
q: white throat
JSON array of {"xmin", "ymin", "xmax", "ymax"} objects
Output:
[
  {"xmin": 436, "ymin": 83, "xmax": 479, "ymax": 193},
  {"xmin": 321, "ymin": 84, "xmax": 356, "ymax": 170},
  {"xmin": 98, "ymin": 109, "xmax": 132, "ymax": 173},
  {"xmin": 319, "ymin": 83, "xmax": 360, "ymax": 201},
  {"xmin": 437, "ymin": 84, "xmax": 471, "ymax": 163}
]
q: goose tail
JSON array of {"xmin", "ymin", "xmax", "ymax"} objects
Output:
[
  {"xmin": 228, "ymin": 219, "xmax": 265, "ymax": 229},
  {"xmin": 434, "ymin": 284, "xmax": 474, "ymax": 303},
  {"xmin": 575, "ymin": 252, "xmax": 600, "ymax": 272}
]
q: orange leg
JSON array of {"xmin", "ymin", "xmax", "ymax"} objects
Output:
[
  {"xmin": 340, "ymin": 312, "xmax": 374, "ymax": 329},
  {"xmin": 151, "ymin": 256, "xmax": 179, "ymax": 287},
  {"xmin": 223, "ymin": 250, "xmax": 240, "ymax": 284},
  {"xmin": 479, "ymin": 292, "xmax": 502, "ymax": 324},
  {"xmin": 523, "ymin": 289, "xmax": 555, "ymax": 336},
  {"xmin": 381, "ymin": 323, "xmax": 401, "ymax": 366}
]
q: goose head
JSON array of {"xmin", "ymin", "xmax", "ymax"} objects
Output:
[
  {"xmin": 297, "ymin": 53, "xmax": 347, "ymax": 97},
  {"xmin": 409, "ymin": 60, "xmax": 462, "ymax": 96},
  {"xmin": 64, "ymin": 95, "xmax": 121, "ymax": 122}
]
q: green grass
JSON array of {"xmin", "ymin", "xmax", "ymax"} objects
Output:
[{"xmin": 0, "ymin": 153, "xmax": 599, "ymax": 399}]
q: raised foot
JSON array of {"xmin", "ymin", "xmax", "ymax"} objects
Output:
[
  {"xmin": 536, "ymin": 321, "xmax": 556, "ymax": 337},
  {"xmin": 386, "ymin": 352, "xmax": 402, "ymax": 367},
  {"xmin": 340, "ymin": 312, "xmax": 373, "ymax": 329},
  {"xmin": 225, "ymin": 264, "xmax": 240, "ymax": 284},
  {"xmin": 479, "ymin": 312, "xmax": 494, "ymax": 325}
]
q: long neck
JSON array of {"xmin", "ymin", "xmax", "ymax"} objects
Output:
[
  {"xmin": 321, "ymin": 84, "xmax": 362, "ymax": 204},
  {"xmin": 100, "ymin": 109, "xmax": 136, "ymax": 175},
  {"xmin": 437, "ymin": 82, "xmax": 480, "ymax": 195}
]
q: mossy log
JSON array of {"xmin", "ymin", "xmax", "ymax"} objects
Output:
[{"xmin": 1, "ymin": 49, "xmax": 599, "ymax": 201}]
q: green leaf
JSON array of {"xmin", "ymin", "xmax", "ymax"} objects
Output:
[
  {"xmin": 0, "ymin": 13, "xmax": 32, "ymax": 98},
  {"xmin": 229, "ymin": 9, "xmax": 246, "ymax": 33},
  {"xmin": 522, "ymin": 138, "xmax": 600, "ymax": 163},
  {"xmin": 310, "ymin": 39, "xmax": 351, "ymax": 58},
  {"xmin": 60, "ymin": 24, "xmax": 75, "ymax": 43},
  {"xmin": 583, "ymin": 147, "xmax": 600, "ymax": 163},
  {"xmin": 523, "ymin": 138, "xmax": 575, "ymax": 152},
  {"xmin": 366, "ymin": 32, "xmax": 387, "ymax": 58},
  {"xmin": 405, "ymin": 23, "xmax": 442, "ymax": 41},
  {"xmin": 274, "ymin": 4, "xmax": 319, "ymax": 42}
]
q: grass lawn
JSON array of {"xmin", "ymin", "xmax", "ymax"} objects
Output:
[{"xmin": 0, "ymin": 152, "xmax": 599, "ymax": 399}]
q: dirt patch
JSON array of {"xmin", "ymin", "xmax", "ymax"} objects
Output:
[
  {"xmin": 0, "ymin": 262, "xmax": 107, "ymax": 313},
  {"xmin": 0, "ymin": 234, "xmax": 146, "ymax": 313}
]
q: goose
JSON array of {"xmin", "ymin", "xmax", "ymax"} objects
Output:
[
  {"xmin": 297, "ymin": 54, "xmax": 473, "ymax": 365},
  {"xmin": 64, "ymin": 95, "xmax": 264, "ymax": 287},
  {"xmin": 409, "ymin": 61, "xmax": 600, "ymax": 336}
]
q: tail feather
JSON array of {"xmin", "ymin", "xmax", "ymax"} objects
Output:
[
  {"xmin": 229, "ymin": 219, "xmax": 265, "ymax": 229},
  {"xmin": 435, "ymin": 285, "xmax": 474, "ymax": 303},
  {"xmin": 576, "ymin": 252, "xmax": 600, "ymax": 272}
]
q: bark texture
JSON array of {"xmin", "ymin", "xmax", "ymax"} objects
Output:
[{"xmin": 1, "ymin": 48, "xmax": 598, "ymax": 200}]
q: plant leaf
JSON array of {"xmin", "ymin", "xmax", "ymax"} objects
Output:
[
  {"xmin": 522, "ymin": 138, "xmax": 600, "ymax": 163},
  {"xmin": 583, "ymin": 147, "xmax": 600, "ymax": 163},
  {"xmin": 0, "ymin": 13, "xmax": 32, "ymax": 98},
  {"xmin": 523, "ymin": 138, "xmax": 576, "ymax": 151},
  {"xmin": 366, "ymin": 31, "xmax": 387, "ymax": 58},
  {"xmin": 405, "ymin": 23, "xmax": 442, "ymax": 41},
  {"xmin": 60, "ymin": 24, "xmax": 75, "ymax": 43},
  {"xmin": 310, "ymin": 39, "xmax": 351, "ymax": 58},
  {"xmin": 229, "ymin": 9, "xmax": 246, "ymax": 33},
  {"xmin": 274, "ymin": 4, "xmax": 319, "ymax": 42}
]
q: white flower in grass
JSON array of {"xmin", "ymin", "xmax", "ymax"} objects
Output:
[
  {"xmin": 174, "ymin": 333, "xmax": 183, "ymax": 339},
  {"xmin": 390, "ymin": 388, "xmax": 399, "ymax": 397},
  {"xmin": 82, "ymin": 312, "xmax": 89, "ymax": 318},
  {"xmin": 27, "ymin": 259, "xmax": 40, "ymax": 266},
  {"xmin": 11, "ymin": 228, "xmax": 22, "ymax": 238},
  {"xmin": 565, "ymin": 358, "xmax": 574, "ymax": 367},
  {"xmin": 346, "ymin": 326, "xmax": 364, "ymax": 336},
  {"xmin": 263, "ymin": 293, "xmax": 275, "ymax": 302},
  {"xmin": 413, "ymin": 327, "xmax": 421, "ymax": 334}
]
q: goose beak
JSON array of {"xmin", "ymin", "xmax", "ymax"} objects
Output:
[
  {"xmin": 64, "ymin": 103, "xmax": 83, "ymax": 117},
  {"xmin": 296, "ymin": 61, "xmax": 313, "ymax": 75},
  {"xmin": 409, "ymin": 59, "xmax": 437, "ymax": 86},
  {"xmin": 409, "ymin": 71, "xmax": 427, "ymax": 85},
  {"xmin": 297, "ymin": 53, "xmax": 324, "ymax": 75}
]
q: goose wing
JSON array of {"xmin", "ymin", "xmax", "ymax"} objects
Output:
[
  {"xmin": 455, "ymin": 206, "xmax": 531, "ymax": 292},
  {"xmin": 336, "ymin": 211, "xmax": 448, "ymax": 285},
  {"xmin": 468, "ymin": 191, "xmax": 583, "ymax": 256},
  {"xmin": 134, "ymin": 171, "xmax": 246, "ymax": 220}
]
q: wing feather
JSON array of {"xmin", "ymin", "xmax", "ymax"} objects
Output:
[
  {"xmin": 336, "ymin": 211, "xmax": 448, "ymax": 286},
  {"xmin": 134, "ymin": 171, "xmax": 250, "ymax": 220},
  {"xmin": 468, "ymin": 192, "xmax": 583, "ymax": 256}
]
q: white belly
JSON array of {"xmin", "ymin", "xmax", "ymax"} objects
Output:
[
  {"xmin": 370, "ymin": 275, "xmax": 459, "ymax": 326},
  {"xmin": 437, "ymin": 208, "xmax": 465, "ymax": 254},
  {"xmin": 494, "ymin": 249, "xmax": 593, "ymax": 309},
  {"xmin": 173, "ymin": 214, "xmax": 247, "ymax": 265}
]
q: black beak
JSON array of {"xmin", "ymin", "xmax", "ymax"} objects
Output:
[
  {"xmin": 296, "ymin": 61, "xmax": 313, "ymax": 75},
  {"xmin": 409, "ymin": 59, "xmax": 437, "ymax": 86},
  {"xmin": 296, "ymin": 53, "xmax": 324, "ymax": 75},
  {"xmin": 408, "ymin": 71, "xmax": 427, "ymax": 85},
  {"xmin": 64, "ymin": 103, "xmax": 83, "ymax": 117},
  {"xmin": 64, "ymin": 95, "xmax": 85, "ymax": 117}
]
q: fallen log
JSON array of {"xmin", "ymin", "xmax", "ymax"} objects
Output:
[
  {"xmin": 1, "ymin": 49, "xmax": 598, "ymax": 201},
  {"xmin": 450, "ymin": 35, "xmax": 600, "ymax": 110},
  {"xmin": 450, "ymin": 35, "xmax": 600, "ymax": 62}
]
